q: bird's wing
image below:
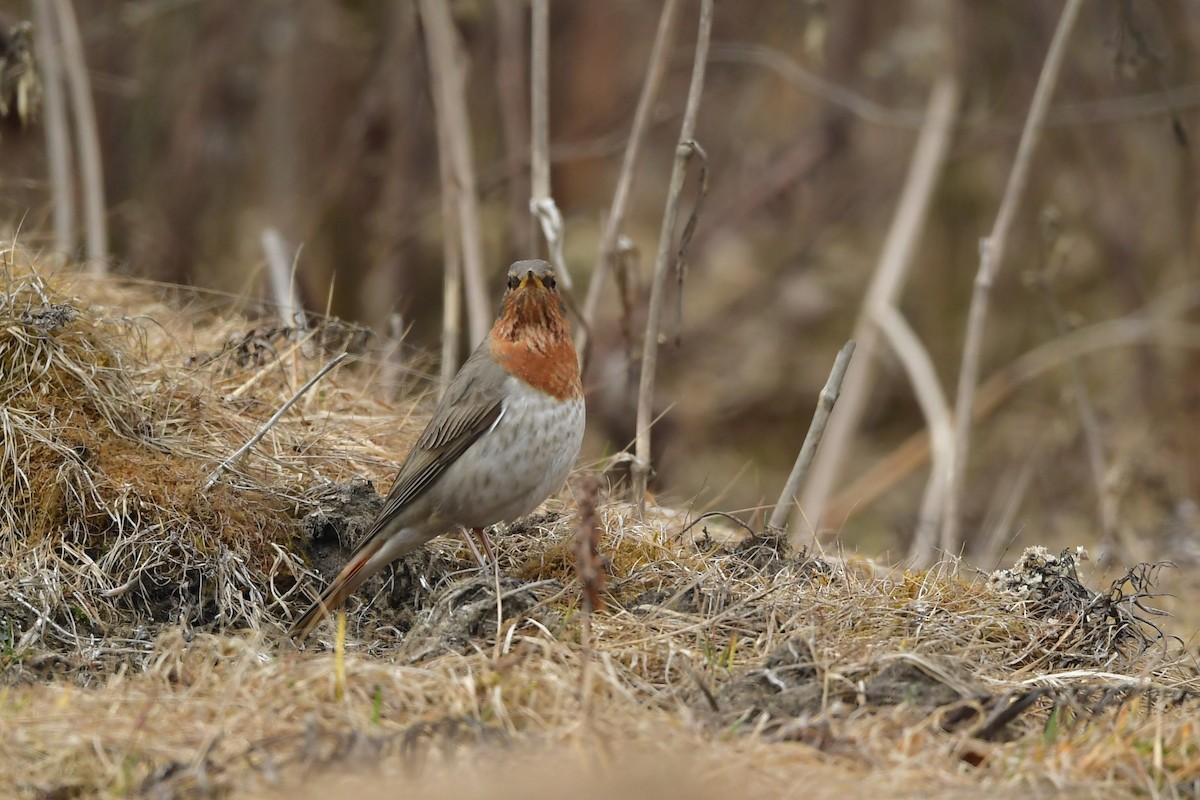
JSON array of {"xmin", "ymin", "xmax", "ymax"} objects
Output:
[{"xmin": 368, "ymin": 344, "xmax": 509, "ymax": 531}]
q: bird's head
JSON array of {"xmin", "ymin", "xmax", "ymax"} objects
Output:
[
  {"xmin": 495, "ymin": 259, "xmax": 569, "ymax": 338},
  {"xmin": 488, "ymin": 259, "xmax": 580, "ymax": 398}
]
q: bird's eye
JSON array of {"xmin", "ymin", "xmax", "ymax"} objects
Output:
[
  {"xmin": 507, "ymin": 275, "xmax": 520, "ymax": 290},
  {"xmin": 544, "ymin": 275, "xmax": 556, "ymax": 289}
]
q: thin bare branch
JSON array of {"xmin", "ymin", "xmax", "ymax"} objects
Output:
[
  {"xmin": 870, "ymin": 306, "xmax": 954, "ymax": 567},
  {"xmin": 419, "ymin": 0, "xmax": 491, "ymax": 346},
  {"xmin": 577, "ymin": 0, "xmax": 681, "ymax": 368},
  {"xmin": 261, "ymin": 228, "xmax": 305, "ymax": 330},
  {"xmin": 495, "ymin": 0, "xmax": 532, "ymax": 256},
  {"xmin": 943, "ymin": 0, "xmax": 1085, "ymax": 551},
  {"xmin": 529, "ymin": 0, "xmax": 574, "ymax": 291},
  {"xmin": 769, "ymin": 340, "xmax": 856, "ymax": 533},
  {"xmin": 800, "ymin": 77, "xmax": 960, "ymax": 537},
  {"xmin": 632, "ymin": 0, "xmax": 714, "ymax": 510},
  {"xmin": 435, "ymin": 101, "xmax": 464, "ymax": 395},
  {"xmin": 32, "ymin": 0, "xmax": 74, "ymax": 261},
  {"xmin": 52, "ymin": 0, "xmax": 107, "ymax": 271}
]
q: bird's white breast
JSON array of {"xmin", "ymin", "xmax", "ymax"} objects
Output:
[{"xmin": 431, "ymin": 376, "xmax": 584, "ymax": 528}]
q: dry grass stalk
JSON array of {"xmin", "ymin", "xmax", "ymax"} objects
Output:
[
  {"xmin": 31, "ymin": 0, "xmax": 74, "ymax": 261},
  {"xmin": 799, "ymin": 77, "xmax": 960, "ymax": 537},
  {"xmin": 572, "ymin": 475, "xmax": 605, "ymax": 717},
  {"xmin": 50, "ymin": 0, "xmax": 107, "ymax": 272},
  {"xmin": 769, "ymin": 340, "xmax": 856, "ymax": 534},
  {"xmin": 418, "ymin": 0, "xmax": 491, "ymax": 346},
  {"xmin": 576, "ymin": 0, "xmax": 681, "ymax": 369},
  {"xmin": 943, "ymin": 0, "xmax": 1085, "ymax": 552},
  {"xmin": 632, "ymin": 0, "xmax": 714, "ymax": 509}
]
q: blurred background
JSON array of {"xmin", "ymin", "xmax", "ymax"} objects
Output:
[{"xmin": 1, "ymin": 0, "xmax": 1198, "ymax": 570}]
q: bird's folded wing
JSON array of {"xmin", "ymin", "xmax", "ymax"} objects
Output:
[{"xmin": 368, "ymin": 345, "xmax": 510, "ymax": 532}]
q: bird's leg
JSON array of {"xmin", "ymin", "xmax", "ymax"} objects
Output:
[
  {"xmin": 472, "ymin": 526, "xmax": 498, "ymax": 573},
  {"xmin": 460, "ymin": 527, "xmax": 489, "ymax": 572}
]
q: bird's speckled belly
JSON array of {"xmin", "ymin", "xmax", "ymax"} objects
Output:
[{"xmin": 431, "ymin": 376, "xmax": 584, "ymax": 528}]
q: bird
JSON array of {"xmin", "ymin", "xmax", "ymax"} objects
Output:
[{"xmin": 290, "ymin": 259, "xmax": 584, "ymax": 640}]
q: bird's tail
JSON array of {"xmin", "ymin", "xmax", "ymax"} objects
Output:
[{"xmin": 289, "ymin": 525, "xmax": 442, "ymax": 641}]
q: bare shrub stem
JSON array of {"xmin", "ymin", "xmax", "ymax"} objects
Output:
[
  {"xmin": 52, "ymin": 0, "xmax": 107, "ymax": 271},
  {"xmin": 32, "ymin": 0, "xmax": 74, "ymax": 261},
  {"xmin": 419, "ymin": 0, "xmax": 491, "ymax": 345},
  {"xmin": 871, "ymin": 306, "xmax": 953, "ymax": 566},
  {"xmin": 632, "ymin": 0, "xmax": 713, "ymax": 509},
  {"xmin": 943, "ymin": 0, "xmax": 1085, "ymax": 551},
  {"xmin": 261, "ymin": 228, "xmax": 305, "ymax": 329},
  {"xmin": 576, "ymin": 0, "xmax": 681, "ymax": 367},
  {"xmin": 769, "ymin": 340, "xmax": 856, "ymax": 533},
  {"xmin": 799, "ymin": 77, "xmax": 960, "ymax": 538},
  {"xmin": 528, "ymin": 0, "xmax": 574, "ymax": 291}
]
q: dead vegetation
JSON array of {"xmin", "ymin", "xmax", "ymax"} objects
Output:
[{"xmin": 0, "ymin": 249, "xmax": 1198, "ymax": 798}]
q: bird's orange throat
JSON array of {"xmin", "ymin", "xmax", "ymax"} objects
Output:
[{"xmin": 489, "ymin": 290, "xmax": 582, "ymax": 401}]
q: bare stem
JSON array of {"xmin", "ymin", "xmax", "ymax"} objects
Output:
[
  {"xmin": 529, "ymin": 0, "xmax": 550, "ymax": 230},
  {"xmin": 419, "ymin": 0, "xmax": 491, "ymax": 346},
  {"xmin": 528, "ymin": 0, "xmax": 574, "ymax": 291},
  {"xmin": 870, "ymin": 307, "xmax": 954, "ymax": 567},
  {"xmin": 495, "ymin": 0, "xmax": 532, "ymax": 256},
  {"xmin": 768, "ymin": 340, "xmax": 856, "ymax": 533},
  {"xmin": 52, "ymin": 0, "xmax": 107, "ymax": 271},
  {"xmin": 261, "ymin": 228, "xmax": 305, "ymax": 329},
  {"xmin": 436, "ymin": 102, "xmax": 464, "ymax": 396},
  {"xmin": 799, "ymin": 77, "xmax": 960, "ymax": 539},
  {"xmin": 631, "ymin": 0, "xmax": 714, "ymax": 510},
  {"xmin": 576, "ymin": 0, "xmax": 681, "ymax": 368},
  {"xmin": 32, "ymin": 0, "xmax": 74, "ymax": 261},
  {"xmin": 943, "ymin": 0, "xmax": 1084, "ymax": 551}
]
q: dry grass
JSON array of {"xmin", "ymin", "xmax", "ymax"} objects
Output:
[{"xmin": 1, "ymin": 246, "xmax": 1198, "ymax": 799}]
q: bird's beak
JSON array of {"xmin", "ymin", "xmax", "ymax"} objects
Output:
[{"xmin": 519, "ymin": 271, "xmax": 545, "ymax": 289}]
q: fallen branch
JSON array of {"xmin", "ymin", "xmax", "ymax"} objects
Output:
[{"xmin": 204, "ymin": 353, "xmax": 348, "ymax": 490}]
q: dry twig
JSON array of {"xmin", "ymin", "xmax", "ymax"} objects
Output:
[
  {"xmin": 800, "ymin": 77, "xmax": 960, "ymax": 536},
  {"xmin": 51, "ymin": 0, "xmax": 107, "ymax": 271},
  {"xmin": 769, "ymin": 340, "xmax": 855, "ymax": 534},
  {"xmin": 870, "ymin": 307, "xmax": 953, "ymax": 566},
  {"xmin": 943, "ymin": 0, "xmax": 1085, "ymax": 552},
  {"xmin": 632, "ymin": 0, "xmax": 714, "ymax": 509},
  {"xmin": 204, "ymin": 353, "xmax": 348, "ymax": 490},
  {"xmin": 577, "ymin": 0, "xmax": 681, "ymax": 368},
  {"xmin": 32, "ymin": 0, "xmax": 74, "ymax": 261},
  {"xmin": 419, "ymin": 0, "xmax": 491, "ymax": 346},
  {"xmin": 261, "ymin": 228, "xmax": 305, "ymax": 330}
]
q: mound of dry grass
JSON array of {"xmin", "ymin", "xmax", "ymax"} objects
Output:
[
  {"xmin": 0, "ymin": 244, "xmax": 418, "ymax": 658},
  {"xmin": 1, "ymin": 247, "xmax": 1198, "ymax": 799}
]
